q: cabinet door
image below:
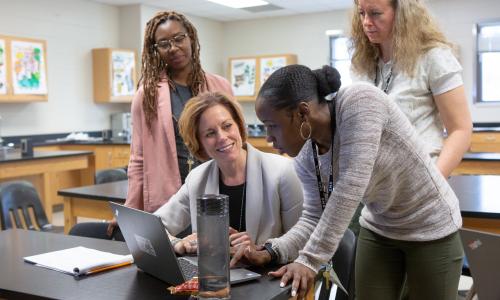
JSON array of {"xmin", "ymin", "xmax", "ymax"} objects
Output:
[{"xmin": 111, "ymin": 145, "xmax": 130, "ymax": 168}]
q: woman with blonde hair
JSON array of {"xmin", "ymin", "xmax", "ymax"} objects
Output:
[
  {"xmin": 350, "ymin": 0, "xmax": 472, "ymax": 177},
  {"xmin": 154, "ymin": 92, "xmax": 303, "ymax": 255}
]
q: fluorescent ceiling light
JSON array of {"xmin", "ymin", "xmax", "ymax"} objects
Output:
[{"xmin": 206, "ymin": 0, "xmax": 269, "ymax": 9}]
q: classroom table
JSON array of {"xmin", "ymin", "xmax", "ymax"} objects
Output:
[
  {"xmin": 449, "ymin": 175, "xmax": 500, "ymax": 234},
  {"xmin": 58, "ymin": 180, "xmax": 127, "ymax": 234},
  {"xmin": 0, "ymin": 150, "xmax": 95, "ymax": 223},
  {"xmin": 0, "ymin": 229, "xmax": 291, "ymax": 300},
  {"xmin": 452, "ymin": 152, "xmax": 500, "ymax": 175},
  {"xmin": 59, "ymin": 175, "xmax": 500, "ymax": 235}
]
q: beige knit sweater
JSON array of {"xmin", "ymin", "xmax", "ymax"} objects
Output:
[{"xmin": 268, "ymin": 82, "xmax": 461, "ymax": 272}]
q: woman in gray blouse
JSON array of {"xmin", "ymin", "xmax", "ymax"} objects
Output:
[{"xmin": 237, "ymin": 64, "xmax": 463, "ymax": 300}]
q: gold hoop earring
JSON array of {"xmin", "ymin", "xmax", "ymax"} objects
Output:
[{"xmin": 299, "ymin": 121, "xmax": 312, "ymax": 140}]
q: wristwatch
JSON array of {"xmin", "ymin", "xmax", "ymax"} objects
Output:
[{"xmin": 263, "ymin": 242, "xmax": 279, "ymax": 265}]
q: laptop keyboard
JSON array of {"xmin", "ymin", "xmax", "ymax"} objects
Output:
[{"xmin": 178, "ymin": 258, "xmax": 198, "ymax": 280}]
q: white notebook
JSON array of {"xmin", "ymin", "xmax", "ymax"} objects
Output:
[{"xmin": 24, "ymin": 246, "xmax": 133, "ymax": 276}]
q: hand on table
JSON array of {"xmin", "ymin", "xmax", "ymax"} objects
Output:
[
  {"xmin": 230, "ymin": 243, "xmax": 271, "ymax": 268},
  {"xmin": 173, "ymin": 233, "xmax": 198, "ymax": 255},
  {"xmin": 269, "ymin": 262, "xmax": 316, "ymax": 299}
]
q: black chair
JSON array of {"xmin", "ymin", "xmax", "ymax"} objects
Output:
[
  {"xmin": 318, "ymin": 228, "xmax": 357, "ymax": 300},
  {"xmin": 95, "ymin": 168, "xmax": 127, "ymax": 184},
  {"xmin": 0, "ymin": 180, "xmax": 62, "ymax": 233}
]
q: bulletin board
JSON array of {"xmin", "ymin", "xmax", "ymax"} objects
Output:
[
  {"xmin": 228, "ymin": 54, "xmax": 297, "ymax": 102},
  {"xmin": 0, "ymin": 35, "xmax": 48, "ymax": 102}
]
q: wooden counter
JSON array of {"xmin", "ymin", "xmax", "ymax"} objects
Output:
[
  {"xmin": 0, "ymin": 150, "xmax": 95, "ymax": 222},
  {"xmin": 247, "ymin": 137, "xmax": 279, "ymax": 154},
  {"xmin": 35, "ymin": 142, "xmax": 130, "ymax": 170},
  {"xmin": 452, "ymin": 152, "xmax": 500, "ymax": 175}
]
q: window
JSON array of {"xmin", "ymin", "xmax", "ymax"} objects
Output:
[
  {"xmin": 476, "ymin": 22, "xmax": 500, "ymax": 103},
  {"xmin": 329, "ymin": 35, "xmax": 352, "ymax": 86}
]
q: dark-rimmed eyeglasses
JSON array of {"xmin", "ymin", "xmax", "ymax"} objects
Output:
[{"xmin": 154, "ymin": 33, "xmax": 188, "ymax": 51}]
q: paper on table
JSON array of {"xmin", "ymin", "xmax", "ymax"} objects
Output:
[{"xmin": 23, "ymin": 246, "xmax": 133, "ymax": 276}]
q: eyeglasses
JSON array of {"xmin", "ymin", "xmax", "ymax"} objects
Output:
[{"xmin": 154, "ymin": 33, "xmax": 188, "ymax": 51}]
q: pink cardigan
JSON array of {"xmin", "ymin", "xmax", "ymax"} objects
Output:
[{"xmin": 125, "ymin": 73, "xmax": 233, "ymax": 212}]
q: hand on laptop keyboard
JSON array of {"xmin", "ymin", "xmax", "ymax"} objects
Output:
[{"xmin": 173, "ymin": 233, "xmax": 198, "ymax": 255}]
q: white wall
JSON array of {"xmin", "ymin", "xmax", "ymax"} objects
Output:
[
  {"xmin": 222, "ymin": 0, "xmax": 500, "ymax": 124},
  {"xmin": 426, "ymin": 0, "xmax": 500, "ymax": 122},
  {"xmin": 1, "ymin": 0, "xmax": 499, "ymax": 137},
  {"xmin": 0, "ymin": 0, "xmax": 130, "ymax": 136},
  {"xmin": 221, "ymin": 10, "xmax": 351, "ymax": 124}
]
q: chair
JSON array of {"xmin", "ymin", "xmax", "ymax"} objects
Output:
[
  {"xmin": 317, "ymin": 228, "xmax": 357, "ymax": 300},
  {"xmin": 69, "ymin": 222, "xmax": 112, "ymax": 239},
  {"xmin": 95, "ymin": 168, "xmax": 128, "ymax": 184},
  {"xmin": 0, "ymin": 180, "xmax": 62, "ymax": 233}
]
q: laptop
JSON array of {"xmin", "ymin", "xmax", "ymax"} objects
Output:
[
  {"xmin": 110, "ymin": 202, "xmax": 261, "ymax": 286},
  {"xmin": 460, "ymin": 228, "xmax": 500, "ymax": 300}
]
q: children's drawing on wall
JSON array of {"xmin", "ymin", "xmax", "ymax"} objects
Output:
[
  {"xmin": 0, "ymin": 39, "xmax": 6, "ymax": 94},
  {"xmin": 111, "ymin": 51, "xmax": 135, "ymax": 97},
  {"xmin": 231, "ymin": 58, "xmax": 256, "ymax": 96},
  {"xmin": 260, "ymin": 56, "xmax": 286, "ymax": 87},
  {"xmin": 11, "ymin": 40, "xmax": 47, "ymax": 95}
]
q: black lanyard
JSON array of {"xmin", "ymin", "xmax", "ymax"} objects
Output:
[
  {"xmin": 311, "ymin": 99, "xmax": 336, "ymax": 211},
  {"xmin": 374, "ymin": 65, "xmax": 393, "ymax": 94}
]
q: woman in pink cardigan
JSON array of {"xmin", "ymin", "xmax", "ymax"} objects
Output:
[{"xmin": 107, "ymin": 11, "xmax": 232, "ymax": 237}]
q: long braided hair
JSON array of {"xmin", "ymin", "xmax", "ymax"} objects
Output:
[{"xmin": 140, "ymin": 11, "xmax": 206, "ymax": 131}]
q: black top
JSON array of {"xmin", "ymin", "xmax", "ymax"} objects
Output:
[
  {"xmin": 170, "ymin": 84, "xmax": 199, "ymax": 183},
  {"xmin": 219, "ymin": 176, "xmax": 246, "ymax": 232}
]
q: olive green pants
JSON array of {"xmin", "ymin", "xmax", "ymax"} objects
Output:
[{"xmin": 355, "ymin": 227, "xmax": 463, "ymax": 300}]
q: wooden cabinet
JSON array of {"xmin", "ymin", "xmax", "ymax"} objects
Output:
[
  {"xmin": 228, "ymin": 54, "xmax": 297, "ymax": 102},
  {"xmin": 470, "ymin": 132, "xmax": 500, "ymax": 152},
  {"xmin": 35, "ymin": 144, "xmax": 130, "ymax": 170},
  {"xmin": 92, "ymin": 48, "xmax": 137, "ymax": 103},
  {"xmin": 247, "ymin": 137, "xmax": 279, "ymax": 155}
]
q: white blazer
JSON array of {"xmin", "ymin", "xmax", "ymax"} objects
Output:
[{"xmin": 154, "ymin": 143, "xmax": 304, "ymax": 245}]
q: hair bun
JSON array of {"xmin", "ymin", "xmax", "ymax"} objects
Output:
[{"xmin": 313, "ymin": 65, "xmax": 341, "ymax": 98}]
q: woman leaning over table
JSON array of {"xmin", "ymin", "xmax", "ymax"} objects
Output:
[
  {"xmin": 351, "ymin": 0, "xmax": 472, "ymax": 177},
  {"xmin": 233, "ymin": 64, "xmax": 463, "ymax": 300},
  {"xmin": 154, "ymin": 92, "xmax": 303, "ymax": 254},
  {"xmin": 106, "ymin": 11, "xmax": 232, "ymax": 237}
]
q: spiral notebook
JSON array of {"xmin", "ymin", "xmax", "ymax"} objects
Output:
[{"xmin": 23, "ymin": 246, "xmax": 133, "ymax": 276}]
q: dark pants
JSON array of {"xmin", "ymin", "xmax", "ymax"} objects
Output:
[{"xmin": 355, "ymin": 227, "xmax": 463, "ymax": 300}]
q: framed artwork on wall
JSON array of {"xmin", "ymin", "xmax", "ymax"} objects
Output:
[
  {"xmin": 0, "ymin": 35, "xmax": 48, "ymax": 102},
  {"xmin": 0, "ymin": 38, "xmax": 7, "ymax": 95},
  {"xmin": 228, "ymin": 54, "xmax": 297, "ymax": 102},
  {"xmin": 10, "ymin": 39, "xmax": 48, "ymax": 96},
  {"xmin": 229, "ymin": 58, "xmax": 257, "ymax": 100},
  {"xmin": 111, "ymin": 50, "xmax": 136, "ymax": 97}
]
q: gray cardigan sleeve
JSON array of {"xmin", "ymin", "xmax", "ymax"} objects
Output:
[{"xmin": 271, "ymin": 85, "xmax": 389, "ymax": 271}]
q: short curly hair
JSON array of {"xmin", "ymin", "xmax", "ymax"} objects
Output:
[{"xmin": 178, "ymin": 92, "xmax": 247, "ymax": 161}]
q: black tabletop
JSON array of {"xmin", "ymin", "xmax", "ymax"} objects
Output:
[
  {"xmin": 0, "ymin": 150, "xmax": 93, "ymax": 163},
  {"xmin": 58, "ymin": 180, "xmax": 128, "ymax": 202},
  {"xmin": 449, "ymin": 175, "xmax": 500, "ymax": 219},
  {"xmin": 0, "ymin": 230, "xmax": 290, "ymax": 300},
  {"xmin": 462, "ymin": 152, "xmax": 500, "ymax": 161}
]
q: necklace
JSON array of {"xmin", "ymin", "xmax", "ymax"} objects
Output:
[
  {"xmin": 374, "ymin": 65, "xmax": 393, "ymax": 94},
  {"xmin": 238, "ymin": 182, "xmax": 246, "ymax": 232}
]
